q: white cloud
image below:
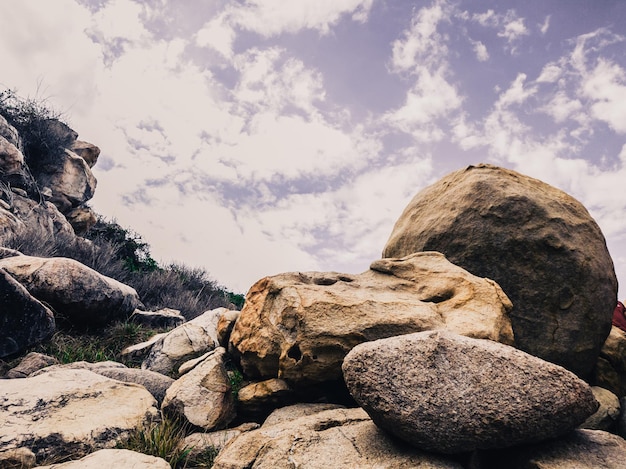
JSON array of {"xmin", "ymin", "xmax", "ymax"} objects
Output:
[
  {"xmin": 536, "ymin": 64, "xmax": 561, "ymax": 83},
  {"xmin": 582, "ymin": 59, "xmax": 626, "ymax": 133},
  {"xmin": 196, "ymin": 0, "xmax": 374, "ymax": 57},
  {"xmin": 390, "ymin": 0, "xmax": 450, "ymax": 73},
  {"xmin": 495, "ymin": 73, "xmax": 537, "ymax": 109},
  {"xmin": 540, "ymin": 15, "xmax": 551, "ymax": 35},
  {"xmin": 471, "ymin": 40, "xmax": 489, "ymax": 62},
  {"xmin": 470, "ymin": 9, "xmax": 529, "ymax": 53},
  {"xmin": 384, "ymin": 68, "xmax": 462, "ymax": 140}
]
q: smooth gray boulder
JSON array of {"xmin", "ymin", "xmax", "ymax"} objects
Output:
[{"xmin": 342, "ymin": 330, "xmax": 598, "ymax": 453}]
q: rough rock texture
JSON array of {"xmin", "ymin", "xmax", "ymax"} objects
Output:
[
  {"xmin": 0, "ymin": 254, "xmax": 141, "ymax": 327},
  {"xmin": 35, "ymin": 148, "xmax": 96, "ymax": 213},
  {"xmin": 121, "ymin": 332, "xmax": 168, "ymax": 363},
  {"xmin": 593, "ymin": 326, "xmax": 626, "ymax": 398},
  {"xmin": 212, "ymin": 406, "xmax": 462, "ymax": 469},
  {"xmin": 34, "ymin": 449, "xmax": 170, "ymax": 469},
  {"xmin": 0, "ymin": 268, "xmax": 55, "ymax": 357},
  {"xmin": 64, "ymin": 205, "xmax": 96, "ymax": 235},
  {"xmin": 130, "ymin": 307, "xmax": 185, "ymax": 329},
  {"xmin": 237, "ymin": 378, "xmax": 293, "ymax": 420},
  {"xmin": 5, "ymin": 352, "xmax": 58, "ymax": 378},
  {"xmin": 262, "ymin": 403, "xmax": 346, "ymax": 427},
  {"xmin": 0, "ymin": 447, "xmax": 36, "ymax": 469},
  {"xmin": 0, "ymin": 368, "xmax": 158, "ymax": 463},
  {"xmin": 182, "ymin": 423, "xmax": 260, "ymax": 459},
  {"xmin": 342, "ymin": 330, "xmax": 598, "ymax": 453},
  {"xmin": 580, "ymin": 386, "xmax": 620, "ymax": 431},
  {"xmin": 472, "ymin": 429, "xmax": 626, "ymax": 469},
  {"xmin": 230, "ymin": 252, "xmax": 513, "ymax": 386},
  {"xmin": 142, "ymin": 309, "xmax": 224, "ymax": 375},
  {"xmin": 217, "ymin": 310, "xmax": 240, "ymax": 347},
  {"xmin": 29, "ymin": 360, "xmax": 175, "ymax": 405},
  {"xmin": 382, "ymin": 164, "xmax": 617, "ymax": 378},
  {"xmin": 162, "ymin": 347, "xmax": 235, "ymax": 431},
  {"xmin": 0, "ymin": 194, "xmax": 75, "ymax": 246},
  {"xmin": 68, "ymin": 140, "xmax": 100, "ymax": 168}
]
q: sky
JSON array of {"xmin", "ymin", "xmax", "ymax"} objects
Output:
[{"xmin": 0, "ymin": 0, "xmax": 625, "ymax": 298}]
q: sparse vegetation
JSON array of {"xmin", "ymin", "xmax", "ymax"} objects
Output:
[
  {"xmin": 0, "ymin": 89, "xmax": 69, "ymax": 156},
  {"xmin": 3, "ymin": 217, "xmax": 243, "ymax": 320},
  {"xmin": 118, "ymin": 414, "xmax": 219, "ymax": 468}
]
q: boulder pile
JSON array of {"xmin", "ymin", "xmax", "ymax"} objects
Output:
[{"xmin": 0, "ymin": 114, "xmax": 624, "ymax": 469}]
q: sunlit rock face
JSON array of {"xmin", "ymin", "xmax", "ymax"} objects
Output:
[
  {"xmin": 383, "ymin": 163, "xmax": 618, "ymax": 378},
  {"xmin": 229, "ymin": 251, "xmax": 513, "ymax": 387}
]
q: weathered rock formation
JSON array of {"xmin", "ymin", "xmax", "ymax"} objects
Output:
[
  {"xmin": 342, "ymin": 330, "xmax": 598, "ymax": 453},
  {"xmin": 230, "ymin": 252, "xmax": 513, "ymax": 387},
  {"xmin": 382, "ymin": 164, "xmax": 617, "ymax": 378}
]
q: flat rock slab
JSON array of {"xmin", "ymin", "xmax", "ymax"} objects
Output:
[
  {"xmin": 213, "ymin": 407, "xmax": 462, "ymax": 469},
  {"xmin": 342, "ymin": 330, "xmax": 598, "ymax": 453},
  {"xmin": 0, "ymin": 368, "xmax": 158, "ymax": 463}
]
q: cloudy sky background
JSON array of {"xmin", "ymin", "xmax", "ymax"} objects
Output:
[{"xmin": 1, "ymin": 0, "xmax": 625, "ymax": 298}]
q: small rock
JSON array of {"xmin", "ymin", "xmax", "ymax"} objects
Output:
[
  {"xmin": 5, "ymin": 352, "xmax": 58, "ymax": 378},
  {"xmin": 580, "ymin": 387, "xmax": 620, "ymax": 431}
]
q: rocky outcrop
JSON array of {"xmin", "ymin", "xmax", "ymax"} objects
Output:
[
  {"xmin": 230, "ymin": 252, "xmax": 513, "ymax": 387},
  {"xmin": 0, "ymin": 368, "xmax": 158, "ymax": 464},
  {"xmin": 212, "ymin": 406, "xmax": 463, "ymax": 469},
  {"xmin": 0, "ymin": 268, "xmax": 55, "ymax": 357},
  {"xmin": 182, "ymin": 423, "xmax": 259, "ymax": 460},
  {"xmin": 342, "ymin": 330, "xmax": 598, "ymax": 453},
  {"xmin": 34, "ymin": 449, "xmax": 170, "ymax": 469},
  {"xmin": 382, "ymin": 164, "xmax": 617, "ymax": 378},
  {"xmin": 162, "ymin": 347, "xmax": 236, "ymax": 431},
  {"xmin": 0, "ymin": 254, "xmax": 141, "ymax": 327}
]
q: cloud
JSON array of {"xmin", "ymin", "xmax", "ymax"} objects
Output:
[
  {"xmin": 389, "ymin": 0, "xmax": 450, "ymax": 73},
  {"xmin": 470, "ymin": 8, "xmax": 529, "ymax": 54},
  {"xmin": 196, "ymin": 0, "xmax": 374, "ymax": 58},
  {"xmin": 471, "ymin": 40, "xmax": 489, "ymax": 62}
]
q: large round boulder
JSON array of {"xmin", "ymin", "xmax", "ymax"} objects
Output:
[{"xmin": 382, "ymin": 164, "xmax": 617, "ymax": 377}]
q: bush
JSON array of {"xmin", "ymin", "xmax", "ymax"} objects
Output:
[
  {"xmin": 0, "ymin": 88, "xmax": 70, "ymax": 173},
  {"xmin": 3, "ymin": 217, "xmax": 241, "ymax": 319}
]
